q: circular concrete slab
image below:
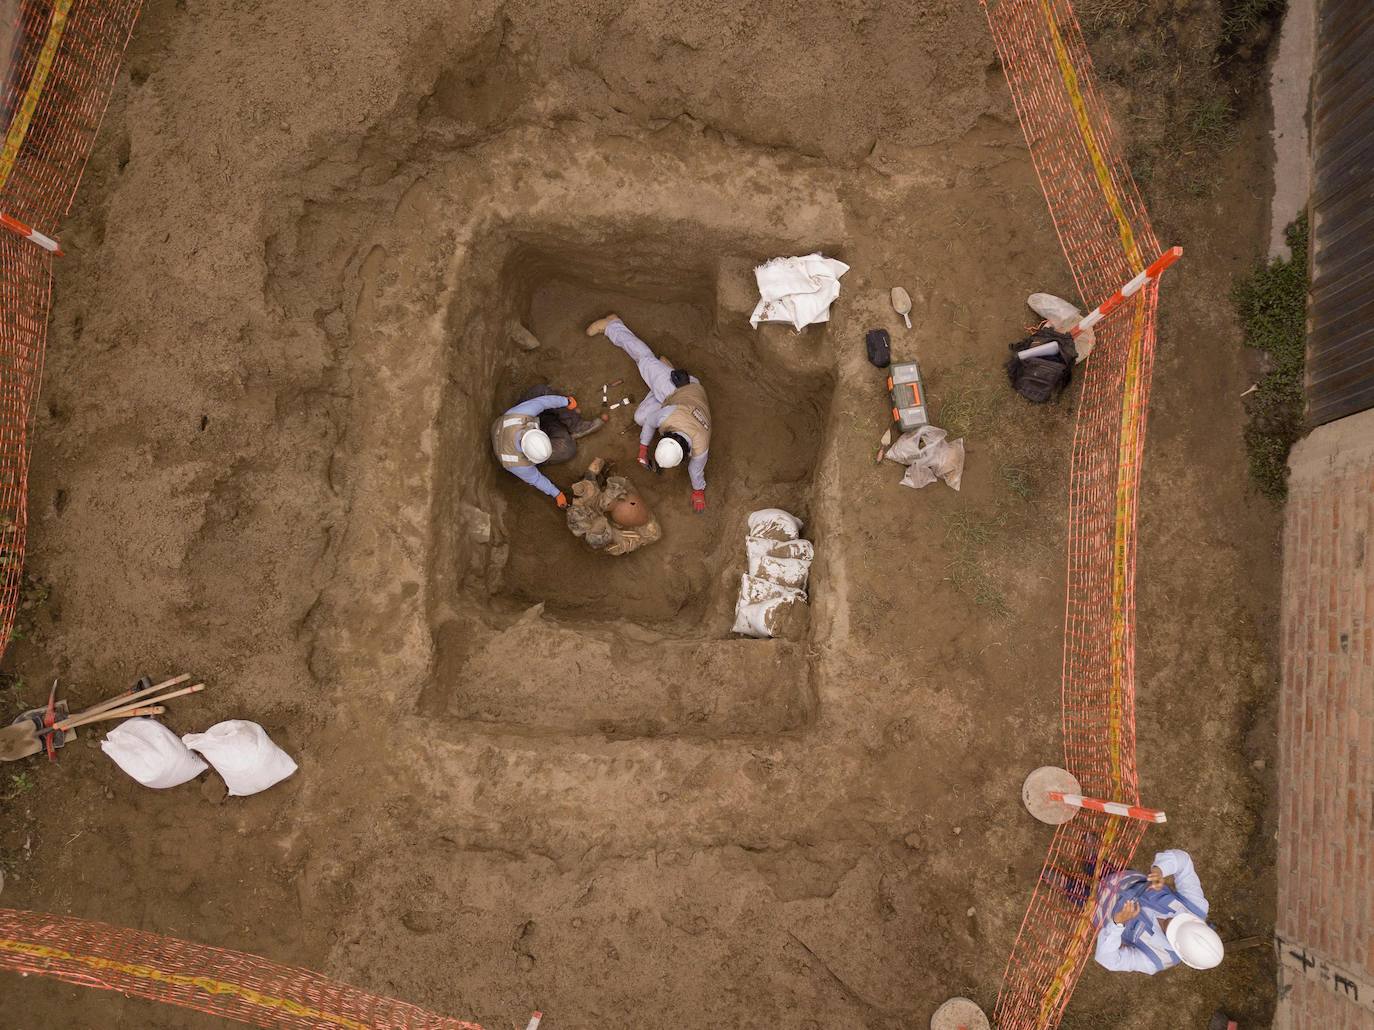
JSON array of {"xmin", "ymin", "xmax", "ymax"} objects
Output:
[
  {"xmin": 931, "ymin": 997, "xmax": 990, "ymax": 1030},
  {"xmin": 1022, "ymin": 765, "xmax": 1083, "ymax": 825}
]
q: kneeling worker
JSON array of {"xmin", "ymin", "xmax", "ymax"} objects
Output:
[
  {"xmin": 1094, "ymin": 849, "xmax": 1224, "ymax": 975},
  {"xmin": 566, "ymin": 457, "xmax": 661, "ymax": 555},
  {"xmin": 585, "ymin": 314, "xmax": 711, "ymax": 513},
  {"xmin": 491, "ymin": 390, "xmax": 583, "ymax": 507}
]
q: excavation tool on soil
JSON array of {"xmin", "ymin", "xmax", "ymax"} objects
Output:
[
  {"xmin": 891, "ymin": 286, "xmax": 912, "ymax": 329},
  {"xmin": 874, "ymin": 427, "xmax": 893, "ymax": 464},
  {"xmin": 0, "ymin": 675, "xmax": 205, "ymax": 762}
]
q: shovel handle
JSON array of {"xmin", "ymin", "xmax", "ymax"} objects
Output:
[
  {"xmin": 74, "ymin": 673, "xmax": 191, "ymax": 721},
  {"xmin": 54, "ymin": 704, "xmax": 169, "ymax": 734},
  {"xmin": 58, "ymin": 687, "xmax": 199, "ymax": 731}
]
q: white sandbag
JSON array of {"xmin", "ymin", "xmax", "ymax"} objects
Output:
[
  {"xmin": 886, "ymin": 425, "xmax": 965, "ymax": 491},
  {"xmin": 182, "ymin": 720, "xmax": 297, "ymax": 797},
  {"xmin": 101, "ymin": 717, "xmax": 207, "ymax": 789},
  {"xmin": 746, "ymin": 537, "xmax": 814, "ymax": 591},
  {"xmin": 747, "ymin": 508, "xmax": 804, "ymax": 542},
  {"xmin": 732, "ymin": 573, "xmax": 807, "ymax": 638},
  {"xmin": 1028, "ymin": 292, "xmax": 1095, "ymax": 362},
  {"xmin": 750, "ymin": 254, "xmax": 850, "ymax": 331}
]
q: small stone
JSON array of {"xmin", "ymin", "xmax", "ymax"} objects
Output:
[
  {"xmin": 966, "ymin": 907, "xmax": 976, "ymax": 917},
  {"xmin": 85, "ymin": 739, "xmax": 99, "ymax": 750},
  {"xmin": 103, "ymin": 787, "xmax": 115, "ymax": 801},
  {"xmin": 321, "ymin": 309, "xmax": 347, "ymax": 339},
  {"xmin": 200, "ymin": 777, "xmax": 228, "ymax": 805},
  {"xmin": 952, "ymin": 826, "xmax": 961, "ymax": 836},
  {"xmin": 903, "ymin": 832, "xmax": 922, "ymax": 849},
  {"xmin": 508, "ymin": 321, "xmax": 541, "ymax": 351},
  {"xmin": 517, "ymin": 953, "xmax": 535, "ymax": 971},
  {"xmin": 571, "ymin": 917, "xmax": 583, "ymax": 929},
  {"xmin": 1252, "ymin": 758, "xmax": 1266, "ymax": 771},
  {"xmin": 401, "ymin": 909, "xmax": 443, "ymax": 934}
]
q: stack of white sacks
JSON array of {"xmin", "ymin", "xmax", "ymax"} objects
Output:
[
  {"xmin": 101, "ymin": 718, "xmax": 297, "ymax": 796},
  {"xmin": 732, "ymin": 509, "xmax": 814, "ymax": 638}
]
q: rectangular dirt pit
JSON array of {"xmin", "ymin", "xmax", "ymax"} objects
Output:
[{"xmin": 425, "ymin": 236, "xmax": 835, "ymax": 737}]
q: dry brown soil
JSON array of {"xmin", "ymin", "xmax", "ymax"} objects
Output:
[{"xmin": 1, "ymin": 0, "xmax": 1283, "ymax": 1027}]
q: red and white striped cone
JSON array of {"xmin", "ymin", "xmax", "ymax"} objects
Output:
[
  {"xmin": 1016, "ymin": 245, "xmax": 1183, "ymax": 360},
  {"xmin": 1022, "ymin": 765, "xmax": 1166, "ymax": 825},
  {"xmin": 931, "ymin": 996, "xmax": 990, "ymax": 1030},
  {"xmin": 0, "ymin": 211, "xmax": 62, "ymax": 255}
]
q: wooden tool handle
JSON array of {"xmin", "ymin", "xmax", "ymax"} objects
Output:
[
  {"xmin": 55, "ymin": 705, "xmax": 167, "ymax": 734},
  {"xmin": 74, "ymin": 673, "xmax": 191, "ymax": 721}
]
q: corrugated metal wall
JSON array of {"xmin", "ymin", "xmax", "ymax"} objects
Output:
[{"xmin": 1306, "ymin": 0, "xmax": 1374, "ymax": 426}]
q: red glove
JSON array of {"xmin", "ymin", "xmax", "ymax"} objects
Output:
[
  {"xmin": 555, "ymin": 491, "xmax": 568, "ymax": 509},
  {"xmin": 691, "ymin": 489, "xmax": 706, "ymax": 513},
  {"xmin": 565, "ymin": 396, "xmax": 578, "ymax": 410},
  {"xmin": 638, "ymin": 444, "xmax": 651, "ymax": 468}
]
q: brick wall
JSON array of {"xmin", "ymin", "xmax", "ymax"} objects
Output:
[{"xmin": 1275, "ymin": 408, "xmax": 1374, "ymax": 1029}]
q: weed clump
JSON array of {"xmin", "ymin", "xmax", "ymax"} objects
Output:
[{"xmin": 1233, "ymin": 213, "xmax": 1309, "ymax": 498}]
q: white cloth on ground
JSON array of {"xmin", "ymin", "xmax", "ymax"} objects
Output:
[
  {"xmin": 733, "ymin": 509, "xmax": 813, "ymax": 637},
  {"xmin": 1028, "ymin": 292, "xmax": 1096, "ymax": 362},
  {"xmin": 750, "ymin": 254, "xmax": 850, "ymax": 331},
  {"xmin": 885, "ymin": 425, "xmax": 965, "ymax": 490}
]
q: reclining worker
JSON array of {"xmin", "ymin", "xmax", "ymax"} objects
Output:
[
  {"xmin": 566, "ymin": 457, "xmax": 661, "ymax": 555},
  {"xmin": 1094, "ymin": 849, "xmax": 1224, "ymax": 974},
  {"xmin": 585, "ymin": 314, "xmax": 711, "ymax": 513},
  {"xmin": 491, "ymin": 386, "xmax": 597, "ymax": 508}
]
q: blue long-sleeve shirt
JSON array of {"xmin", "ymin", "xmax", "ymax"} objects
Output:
[
  {"xmin": 500, "ymin": 395, "xmax": 569, "ymax": 498},
  {"xmin": 1094, "ymin": 850, "xmax": 1210, "ymax": 974}
]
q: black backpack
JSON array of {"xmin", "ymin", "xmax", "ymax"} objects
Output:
[{"xmin": 1005, "ymin": 327, "xmax": 1077, "ymax": 403}]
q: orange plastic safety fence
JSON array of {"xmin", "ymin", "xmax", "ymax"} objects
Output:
[
  {"xmin": 982, "ymin": 0, "xmax": 1168, "ymax": 1025},
  {"xmin": 0, "ymin": 0, "xmax": 140, "ymax": 657},
  {"xmin": 0, "ymin": 908, "xmax": 485, "ymax": 1029}
]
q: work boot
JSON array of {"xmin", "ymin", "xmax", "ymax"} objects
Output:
[
  {"xmin": 585, "ymin": 313, "xmax": 620, "ymax": 336},
  {"xmin": 571, "ymin": 416, "xmax": 603, "ymax": 440}
]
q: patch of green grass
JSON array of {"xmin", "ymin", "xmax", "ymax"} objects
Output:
[
  {"xmin": 936, "ymin": 373, "xmax": 1000, "ymax": 442},
  {"xmin": 942, "ymin": 510, "xmax": 1013, "ymax": 619},
  {"xmin": 1221, "ymin": 0, "xmax": 1285, "ymax": 46},
  {"xmin": 2, "ymin": 771, "xmax": 34, "ymax": 802},
  {"xmin": 1233, "ymin": 213, "xmax": 1309, "ymax": 499},
  {"xmin": 1000, "ymin": 455, "xmax": 1048, "ymax": 501}
]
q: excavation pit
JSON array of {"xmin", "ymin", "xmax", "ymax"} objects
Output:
[{"xmin": 426, "ymin": 233, "xmax": 837, "ymax": 737}]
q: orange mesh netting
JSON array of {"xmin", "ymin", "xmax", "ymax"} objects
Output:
[
  {"xmin": 982, "ymin": 0, "xmax": 1166, "ymax": 1025},
  {"xmin": 0, "ymin": 908, "xmax": 485, "ymax": 1029},
  {"xmin": 0, "ymin": 0, "xmax": 141, "ymax": 655}
]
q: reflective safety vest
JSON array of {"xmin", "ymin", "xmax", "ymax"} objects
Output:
[
  {"xmin": 491, "ymin": 412, "xmax": 535, "ymax": 470},
  {"xmin": 659, "ymin": 381, "xmax": 711, "ymax": 457}
]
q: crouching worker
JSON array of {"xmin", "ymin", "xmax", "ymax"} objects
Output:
[
  {"xmin": 566, "ymin": 458, "xmax": 661, "ymax": 555},
  {"xmin": 1094, "ymin": 849, "xmax": 1224, "ymax": 975},
  {"xmin": 491, "ymin": 388, "xmax": 593, "ymax": 508},
  {"xmin": 586, "ymin": 314, "xmax": 711, "ymax": 513}
]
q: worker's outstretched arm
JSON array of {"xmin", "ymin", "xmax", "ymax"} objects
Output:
[
  {"xmin": 638, "ymin": 402, "xmax": 666, "ymax": 448},
  {"xmin": 508, "ymin": 395, "xmax": 571, "ymax": 418},
  {"xmin": 1152, "ymin": 850, "xmax": 1208, "ymax": 916},
  {"xmin": 508, "ymin": 462, "xmax": 562, "ymax": 498},
  {"xmin": 1093, "ymin": 922, "xmax": 1162, "ymax": 974},
  {"xmin": 687, "ymin": 451, "xmax": 708, "ymax": 491}
]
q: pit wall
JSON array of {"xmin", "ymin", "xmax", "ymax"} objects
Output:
[
  {"xmin": 1274, "ymin": 408, "xmax": 1374, "ymax": 1030},
  {"xmin": 300, "ymin": 125, "xmax": 850, "ymax": 739}
]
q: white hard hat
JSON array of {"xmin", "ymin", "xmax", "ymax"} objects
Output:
[
  {"xmin": 520, "ymin": 428, "xmax": 553, "ymax": 464},
  {"xmin": 1165, "ymin": 914, "xmax": 1224, "ymax": 970},
  {"xmin": 654, "ymin": 436, "xmax": 684, "ymax": 468}
]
